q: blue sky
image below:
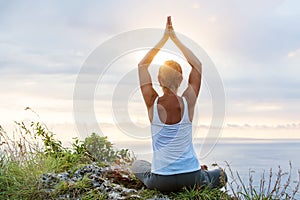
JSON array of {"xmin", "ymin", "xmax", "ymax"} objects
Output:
[{"xmin": 0, "ymin": 0, "xmax": 299, "ymax": 141}]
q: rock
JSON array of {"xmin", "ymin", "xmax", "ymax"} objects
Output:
[
  {"xmin": 108, "ymin": 191, "xmax": 124, "ymax": 199},
  {"xmin": 57, "ymin": 172, "xmax": 70, "ymax": 181},
  {"xmin": 39, "ymin": 163, "xmax": 144, "ymax": 200},
  {"xmin": 40, "ymin": 173, "xmax": 59, "ymax": 188},
  {"xmin": 146, "ymin": 196, "xmax": 171, "ymax": 200}
]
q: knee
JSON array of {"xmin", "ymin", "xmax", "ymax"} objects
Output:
[
  {"xmin": 131, "ymin": 160, "xmax": 151, "ymax": 174},
  {"xmin": 207, "ymin": 168, "xmax": 227, "ymax": 189},
  {"xmin": 131, "ymin": 160, "xmax": 139, "ymax": 174}
]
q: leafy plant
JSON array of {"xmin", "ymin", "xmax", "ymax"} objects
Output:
[
  {"xmin": 84, "ymin": 132, "xmax": 134, "ymax": 164},
  {"xmin": 72, "ymin": 137, "xmax": 87, "ymax": 155},
  {"xmin": 31, "ymin": 121, "xmax": 65, "ymax": 157}
]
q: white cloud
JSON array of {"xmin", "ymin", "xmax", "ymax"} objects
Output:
[
  {"xmin": 227, "ymin": 123, "xmax": 300, "ymax": 130},
  {"xmin": 287, "ymin": 48, "xmax": 300, "ymax": 58}
]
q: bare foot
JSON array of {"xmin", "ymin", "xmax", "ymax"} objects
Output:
[{"xmin": 201, "ymin": 165, "xmax": 208, "ymax": 170}]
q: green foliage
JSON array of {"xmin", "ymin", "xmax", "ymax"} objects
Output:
[
  {"xmin": 84, "ymin": 132, "xmax": 134, "ymax": 164},
  {"xmin": 0, "ymin": 120, "xmax": 136, "ymax": 199},
  {"xmin": 136, "ymin": 187, "xmax": 231, "ymax": 200},
  {"xmin": 31, "ymin": 122, "xmax": 66, "ymax": 157},
  {"xmin": 0, "ymin": 153, "xmax": 66, "ymax": 199},
  {"xmin": 54, "ymin": 175, "xmax": 93, "ymax": 198},
  {"xmin": 137, "ymin": 189, "xmax": 165, "ymax": 199},
  {"xmin": 72, "ymin": 137, "xmax": 87, "ymax": 155},
  {"xmin": 84, "ymin": 133, "xmax": 116, "ymax": 162},
  {"xmin": 170, "ymin": 187, "xmax": 230, "ymax": 200},
  {"xmin": 81, "ymin": 190, "xmax": 108, "ymax": 200}
]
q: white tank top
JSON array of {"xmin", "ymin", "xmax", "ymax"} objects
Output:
[{"xmin": 151, "ymin": 96, "xmax": 200, "ymax": 175}]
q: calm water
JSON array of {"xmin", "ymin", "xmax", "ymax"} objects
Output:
[{"xmin": 116, "ymin": 139, "xmax": 300, "ymax": 197}]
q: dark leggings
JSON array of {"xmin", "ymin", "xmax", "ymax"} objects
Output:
[{"xmin": 132, "ymin": 160, "xmax": 227, "ymax": 193}]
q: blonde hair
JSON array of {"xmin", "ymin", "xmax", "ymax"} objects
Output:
[{"xmin": 158, "ymin": 60, "xmax": 183, "ymax": 92}]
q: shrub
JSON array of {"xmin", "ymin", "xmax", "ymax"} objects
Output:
[{"xmin": 84, "ymin": 132, "xmax": 134, "ymax": 164}]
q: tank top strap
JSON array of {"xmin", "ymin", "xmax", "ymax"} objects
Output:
[
  {"xmin": 182, "ymin": 97, "xmax": 190, "ymax": 123},
  {"xmin": 152, "ymin": 96, "xmax": 160, "ymax": 124}
]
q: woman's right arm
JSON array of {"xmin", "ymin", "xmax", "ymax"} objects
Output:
[{"xmin": 138, "ymin": 27, "xmax": 169, "ymax": 110}]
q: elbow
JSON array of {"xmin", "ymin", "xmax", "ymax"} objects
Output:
[
  {"xmin": 138, "ymin": 63, "xmax": 143, "ymax": 68},
  {"xmin": 189, "ymin": 61, "xmax": 202, "ymax": 71},
  {"xmin": 198, "ymin": 62, "xmax": 202, "ymax": 72},
  {"xmin": 138, "ymin": 62, "xmax": 148, "ymax": 69},
  {"xmin": 195, "ymin": 60, "xmax": 202, "ymax": 69}
]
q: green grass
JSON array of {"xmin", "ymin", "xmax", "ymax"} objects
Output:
[
  {"xmin": 0, "ymin": 117, "xmax": 299, "ymax": 199},
  {"xmin": 170, "ymin": 187, "xmax": 230, "ymax": 200}
]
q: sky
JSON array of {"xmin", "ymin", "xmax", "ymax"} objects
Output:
[{"xmin": 0, "ymin": 0, "xmax": 300, "ymax": 143}]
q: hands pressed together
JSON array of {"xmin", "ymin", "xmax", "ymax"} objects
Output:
[{"xmin": 163, "ymin": 16, "xmax": 177, "ymax": 41}]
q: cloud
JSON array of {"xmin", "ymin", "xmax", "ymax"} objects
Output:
[
  {"xmin": 227, "ymin": 122, "xmax": 300, "ymax": 130},
  {"xmin": 287, "ymin": 48, "xmax": 300, "ymax": 58},
  {"xmin": 0, "ymin": 1, "xmax": 126, "ymax": 75},
  {"xmin": 0, "ymin": 74, "xmax": 76, "ymax": 101},
  {"xmin": 0, "ymin": 41, "xmax": 87, "ymax": 74},
  {"xmin": 1, "ymin": 1, "xmax": 300, "ymax": 140}
]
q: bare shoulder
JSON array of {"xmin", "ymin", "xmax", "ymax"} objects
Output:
[
  {"xmin": 182, "ymin": 85, "xmax": 197, "ymax": 106},
  {"xmin": 182, "ymin": 86, "xmax": 197, "ymax": 121},
  {"xmin": 140, "ymin": 84, "xmax": 158, "ymax": 107}
]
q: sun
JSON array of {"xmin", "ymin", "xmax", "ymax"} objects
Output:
[{"xmin": 133, "ymin": 49, "xmax": 185, "ymax": 66}]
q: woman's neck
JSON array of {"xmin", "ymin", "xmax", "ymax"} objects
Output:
[{"xmin": 162, "ymin": 87, "xmax": 178, "ymax": 96}]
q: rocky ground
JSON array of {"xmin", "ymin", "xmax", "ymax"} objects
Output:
[{"xmin": 39, "ymin": 163, "xmax": 170, "ymax": 200}]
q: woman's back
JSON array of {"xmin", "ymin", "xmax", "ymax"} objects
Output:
[
  {"xmin": 151, "ymin": 96, "xmax": 199, "ymax": 175},
  {"xmin": 156, "ymin": 94, "xmax": 184, "ymax": 125}
]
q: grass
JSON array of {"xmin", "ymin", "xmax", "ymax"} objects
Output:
[
  {"xmin": 225, "ymin": 161, "xmax": 300, "ymax": 200},
  {"xmin": 0, "ymin": 113, "xmax": 299, "ymax": 199}
]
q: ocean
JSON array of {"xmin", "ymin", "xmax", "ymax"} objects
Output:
[{"xmin": 116, "ymin": 138, "xmax": 300, "ymax": 198}]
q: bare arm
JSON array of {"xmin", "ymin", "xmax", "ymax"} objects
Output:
[
  {"xmin": 169, "ymin": 19, "xmax": 202, "ymax": 106},
  {"xmin": 138, "ymin": 24, "xmax": 169, "ymax": 110}
]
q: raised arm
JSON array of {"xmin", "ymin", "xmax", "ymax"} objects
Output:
[
  {"xmin": 168, "ymin": 18, "xmax": 202, "ymax": 107},
  {"xmin": 138, "ymin": 21, "xmax": 169, "ymax": 111}
]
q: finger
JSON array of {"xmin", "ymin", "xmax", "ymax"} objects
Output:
[
  {"xmin": 167, "ymin": 16, "xmax": 171, "ymax": 25},
  {"xmin": 169, "ymin": 17, "xmax": 173, "ymax": 27},
  {"xmin": 165, "ymin": 17, "xmax": 170, "ymax": 28}
]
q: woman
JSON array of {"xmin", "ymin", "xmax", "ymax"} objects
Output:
[{"xmin": 132, "ymin": 17, "xmax": 227, "ymax": 192}]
